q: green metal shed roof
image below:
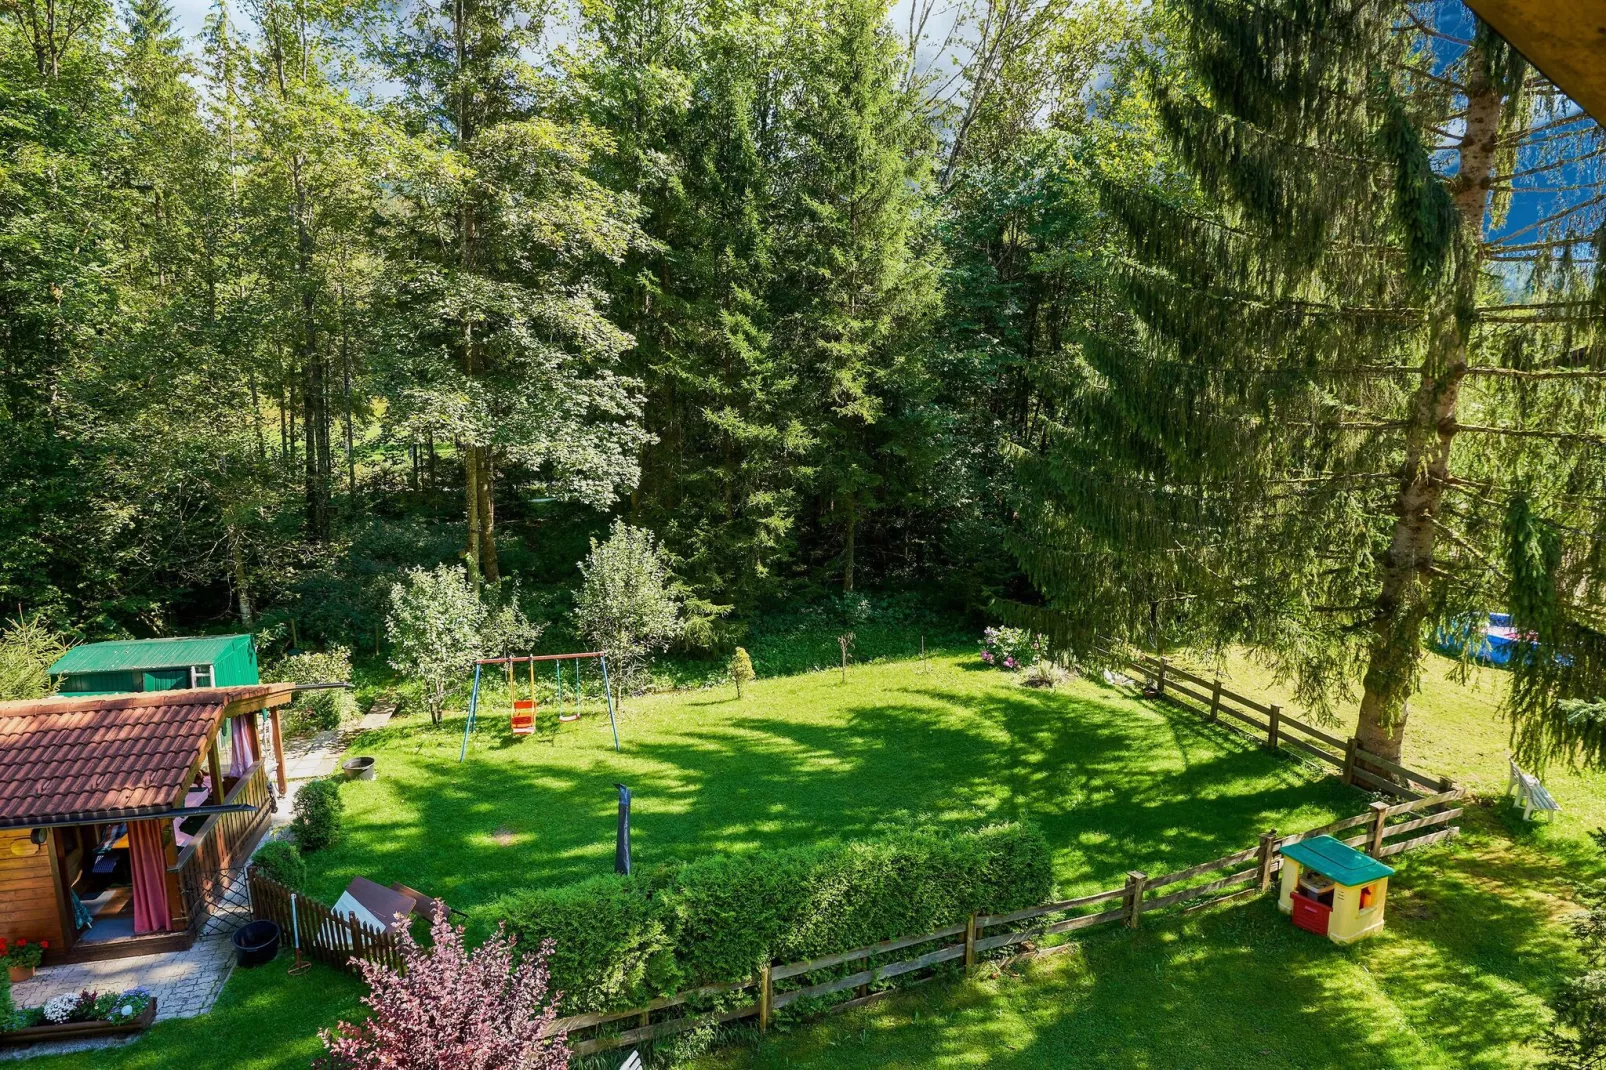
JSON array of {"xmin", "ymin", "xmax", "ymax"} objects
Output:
[
  {"xmin": 49, "ymin": 635, "xmax": 252, "ymax": 676},
  {"xmin": 1281, "ymin": 834, "xmax": 1395, "ymax": 886}
]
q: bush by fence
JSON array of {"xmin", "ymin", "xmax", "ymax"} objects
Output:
[
  {"xmin": 542, "ymin": 790, "xmax": 1465, "ymax": 1057},
  {"xmin": 484, "ymin": 822, "xmax": 1052, "ymax": 1014}
]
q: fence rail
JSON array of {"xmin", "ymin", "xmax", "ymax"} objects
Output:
[
  {"xmin": 247, "ymin": 871, "xmax": 404, "ymax": 973},
  {"xmin": 546, "ymin": 789, "xmax": 1464, "ymax": 1056},
  {"xmin": 1121, "ymin": 654, "xmax": 1452, "ymax": 799}
]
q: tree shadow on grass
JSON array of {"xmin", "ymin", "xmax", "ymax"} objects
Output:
[
  {"xmin": 305, "ymin": 674, "xmax": 1361, "ymax": 915},
  {"xmin": 724, "ymin": 844, "xmax": 1573, "ymax": 1070}
]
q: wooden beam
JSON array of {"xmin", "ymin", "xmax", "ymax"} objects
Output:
[
  {"xmin": 1462, "ymin": 0, "xmax": 1606, "ymax": 123},
  {"xmin": 269, "ymin": 707, "xmax": 287, "ymax": 796},
  {"xmin": 207, "ymin": 737, "xmax": 225, "ymax": 805}
]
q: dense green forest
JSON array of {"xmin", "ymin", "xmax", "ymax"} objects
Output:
[
  {"xmin": 0, "ymin": 0, "xmax": 1128, "ymax": 641},
  {"xmin": 3, "ymin": 0, "xmax": 1604, "ymax": 766}
]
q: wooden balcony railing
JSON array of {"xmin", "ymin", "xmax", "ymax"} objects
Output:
[{"xmin": 169, "ymin": 759, "xmax": 272, "ymax": 934}]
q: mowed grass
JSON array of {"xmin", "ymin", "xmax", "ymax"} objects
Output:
[
  {"xmin": 297, "ymin": 653, "xmax": 1357, "ymax": 908},
  {"xmin": 23, "ymin": 652, "xmax": 1580, "ymax": 1070},
  {"xmin": 11, "ymin": 961, "xmax": 365, "ymax": 1070},
  {"xmin": 688, "ymin": 652, "xmax": 1603, "ymax": 1070}
]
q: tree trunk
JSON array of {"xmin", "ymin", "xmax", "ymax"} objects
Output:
[
  {"xmin": 1353, "ymin": 68, "xmax": 1502, "ymax": 770},
  {"xmin": 464, "ymin": 442, "xmax": 482, "ymax": 586},
  {"xmin": 478, "ymin": 447, "xmax": 500, "ymax": 583},
  {"xmin": 229, "ymin": 526, "xmax": 255, "ymax": 628},
  {"xmin": 842, "ymin": 497, "xmax": 856, "ymax": 593}
]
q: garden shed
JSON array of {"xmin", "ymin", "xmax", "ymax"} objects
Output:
[
  {"xmin": 0, "ymin": 684, "xmax": 294, "ymax": 963},
  {"xmin": 49, "ymin": 635, "xmax": 260, "ymax": 696}
]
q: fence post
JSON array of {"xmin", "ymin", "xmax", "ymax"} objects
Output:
[
  {"xmin": 964, "ymin": 912, "xmax": 978, "ymax": 973},
  {"xmin": 1267, "ymin": 704, "xmax": 1282, "ymax": 751},
  {"xmin": 1124, "ymin": 871, "xmax": 1148, "ymax": 929},
  {"xmin": 1439, "ymin": 776, "xmax": 1456, "ymax": 794},
  {"xmin": 1256, "ymin": 830, "xmax": 1279, "ymax": 892},
  {"xmin": 1366, "ymin": 800, "xmax": 1390, "ymax": 856},
  {"xmin": 758, "ymin": 964, "xmax": 772, "ymax": 1033},
  {"xmin": 1343, "ymin": 737, "xmax": 1359, "ymax": 786},
  {"xmin": 1155, "ymin": 659, "xmax": 1168, "ymax": 697},
  {"xmin": 1209, "ymin": 679, "xmax": 1222, "ymax": 722}
]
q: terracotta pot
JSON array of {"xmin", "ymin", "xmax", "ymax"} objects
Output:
[{"xmin": 8, "ymin": 965, "xmax": 35, "ymax": 983}]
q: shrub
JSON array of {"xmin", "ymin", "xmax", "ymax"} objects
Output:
[
  {"xmin": 253, "ymin": 840, "xmax": 307, "ymax": 891},
  {"xmin": 386, "ymin": 565, "xmax": 485, "ymax": 724},
  {"xmin": 486, "ymin": 822, "xmax": 1051, "ymax": 1013},
  {"xmin": 263, "ymin": 648, "xmax": 357, "ymax": 734},
  {"xmin": 574, "ymin": 521, "xmax": 684, "ymax": 704},
  {"xmin": 0, "ymin": 615, "xmax": 67, "ymax": 702},
  {"xmin": 317, "ymin": 910, "xmax": 568, "ymax": 1070},
  {"xmin": 291, "ymin": 779, "xmax": 345, "ymax": 853},
  {"xmin": 0, "ymin": 965, "xmax": 12, "ymax": 1032},
  {"xmin": 979, "ymin": 626, "xmax": 1044, "ymax": 671},
  {"xmin": 729, "ymin": 647, "xmax": 755, "ymax": 698}
]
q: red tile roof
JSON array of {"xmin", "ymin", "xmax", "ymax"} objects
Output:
[{"xmin": 0, "ymin": 685, "xmax": 295, "ymax": 828}]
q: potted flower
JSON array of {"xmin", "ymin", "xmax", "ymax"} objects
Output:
[{"xmin": 0, "ymin": 938, "xmax": 46, "ymax": 982}]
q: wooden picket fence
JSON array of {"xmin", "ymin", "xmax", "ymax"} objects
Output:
[
  {"xmin": 1122, "ymin": 654, "xmax": 1455, "ymax": 800},
  {"xmin": 544, "ymin": 788, "xmax": 1464, "ymax": 1057},
  {"xmin": 247, "ymin": 870, "xmax": 405, "ymax": 973}
]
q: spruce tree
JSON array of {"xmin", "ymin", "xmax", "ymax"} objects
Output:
[
  {"xmin": 1008, "ymin": 0, "xmax": 1606, "ymax": 771},
  {"xmin": 774, "ymin": 0, "xmax": 938, "ymax": 592}
]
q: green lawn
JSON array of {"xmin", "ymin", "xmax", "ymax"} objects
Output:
[
  {"xmin": 13, "ymin": 961, "xmax": 364, "ymax": 1070},
  {"xmin": 299, "ymin": 653, "xmax": 1356, "ymax": 907},
  {"xmin": 685, "ymin": 652, "xmax": 1602, "ymax": 1070},
  {"xmin": 18, "ymin": 651, "xmax": 1591, "ymax": 1069}
]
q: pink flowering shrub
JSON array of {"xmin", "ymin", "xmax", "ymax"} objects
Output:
[
  {"xmin": 979, "ymin": 626, "xmax": 1045, "ymax": 671},
  {"xmin": 317, "ymin": 908, "xmax": 569, "ymax": 1070}
]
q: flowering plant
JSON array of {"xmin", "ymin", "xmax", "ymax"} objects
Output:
[
  {"xmin": 980, "ymin": 627, "xmax": 1045, "ymax": 671},
  {"xmin": 0, "ymin": 938, "xmax": 45, "ymax": 969},
  {"xmin": 41, "ymin": 994, "xmax": 80, "ymax": 1024},
  {"xmin": 318, "ymin": 903, "xmax": 568, "ymax": 1069}
]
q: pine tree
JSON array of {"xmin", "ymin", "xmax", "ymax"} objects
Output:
[{"xmin": 1008, "ymin": 0, "xmax": 1606, "ymax": 771}]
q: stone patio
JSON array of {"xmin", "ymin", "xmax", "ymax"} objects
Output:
[{"xmin": 2, "ymin": 934, "xmax": 235, "ymax": 1061}]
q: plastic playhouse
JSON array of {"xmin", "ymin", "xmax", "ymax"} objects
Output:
[{"xmin": 1277, "ymin": 834, "xmax": 1394, "ymax": 944}]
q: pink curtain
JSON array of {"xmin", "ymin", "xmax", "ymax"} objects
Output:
[
  {"xmin": 228, "ymin": 713, "xmax": 258, "ymax": 778},
  {"xmin": 129, "ymin": 820, "xmax": 172, "ymax": 934}
]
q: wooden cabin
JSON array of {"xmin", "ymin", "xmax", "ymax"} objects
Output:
[
  {"xmin": 49, "ymin": 635, "xmax": 260, "ymax": 696},
  {"xmin": 0, "ymin": 685, "xmax": 294, "ymax": 963}
]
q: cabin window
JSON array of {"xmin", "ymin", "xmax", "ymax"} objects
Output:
[{"xmin": 192, "ymin": 665, "xmax": 214, "ymax": 688}]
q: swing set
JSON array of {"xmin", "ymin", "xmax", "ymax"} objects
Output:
[{"xmin": 458, "ymin": 651, "xmax": 620, "ymax": 761}]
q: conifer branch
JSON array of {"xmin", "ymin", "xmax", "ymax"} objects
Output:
[
  {"xmin": 1444, "ymin": 423, "xmax": 1605, "ymax": 446},
  {"xmin": 1497, "ymin": 110, "xmax": 1596, "ymax": 146}
]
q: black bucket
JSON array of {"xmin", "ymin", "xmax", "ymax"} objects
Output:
[{"xmin": 232, "ymin": 919, "xmax": 281, "ymax": 968}]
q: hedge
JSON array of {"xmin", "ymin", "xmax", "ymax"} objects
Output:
[{"xmin": 483, "ymin": 822, "xmax": 1051, "ymax": 1013}]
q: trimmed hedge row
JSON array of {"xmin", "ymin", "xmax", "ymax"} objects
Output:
[{"xmin": 482, "ymin": 822, "xmax": 1051, "ymax": 1013}]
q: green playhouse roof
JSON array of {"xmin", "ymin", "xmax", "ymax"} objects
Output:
[
  {"xmin": 49, "ymin": 635, "xmax": 251, "ymax": 675},
  {"xmin": 1281, "ymin": 834, "xmax": 1395, "ymax": 886}
]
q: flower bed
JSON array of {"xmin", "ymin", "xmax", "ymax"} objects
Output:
[{"xmin": 0, "ymin": 988, "xmax": 157, "ymax": 1045}]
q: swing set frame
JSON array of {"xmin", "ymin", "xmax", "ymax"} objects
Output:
[{"xmin": 458, "ymin": 651, "xmax": 621, "ymax": 761}]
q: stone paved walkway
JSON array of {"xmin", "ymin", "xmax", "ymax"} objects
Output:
[{"xmin": 2, "ymin": 935, "xmax": 235, "ymax": 1061}]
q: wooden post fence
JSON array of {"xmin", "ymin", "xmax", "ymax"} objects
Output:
[
  {"xmin": 1209, "ymin": 678, "xmax": 1222, "ymax": 722},
  {"xmin": 1342, "ymin": 737, "xmax": 1359, "ymax": 786},
  {"xmin": 1256, "ymin": 830, "xmax": 1279, "ymax": 891},
  {"xmin": 1124, "ymin": 871, "xmax": 1148, "ymax": 929},
  {"xmin": 1155, "ymin": 658, "xmax": 1169, "ymax": 696},
  {"xmin": 1267, "ymin": 704, "xmax": 1282, "ymax": 750},
  {"xmin": 1366, "ymin": 801, "xmax": 1390, "ymax": 856},
  {"xmin": 542, "ymin": 791, "xmax": 1465, "ymax": 1058}
]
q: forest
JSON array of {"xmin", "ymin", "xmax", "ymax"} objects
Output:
[{"xmin": 3, "ymin": 0, "xmax": 1605, "ymax": 767}]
